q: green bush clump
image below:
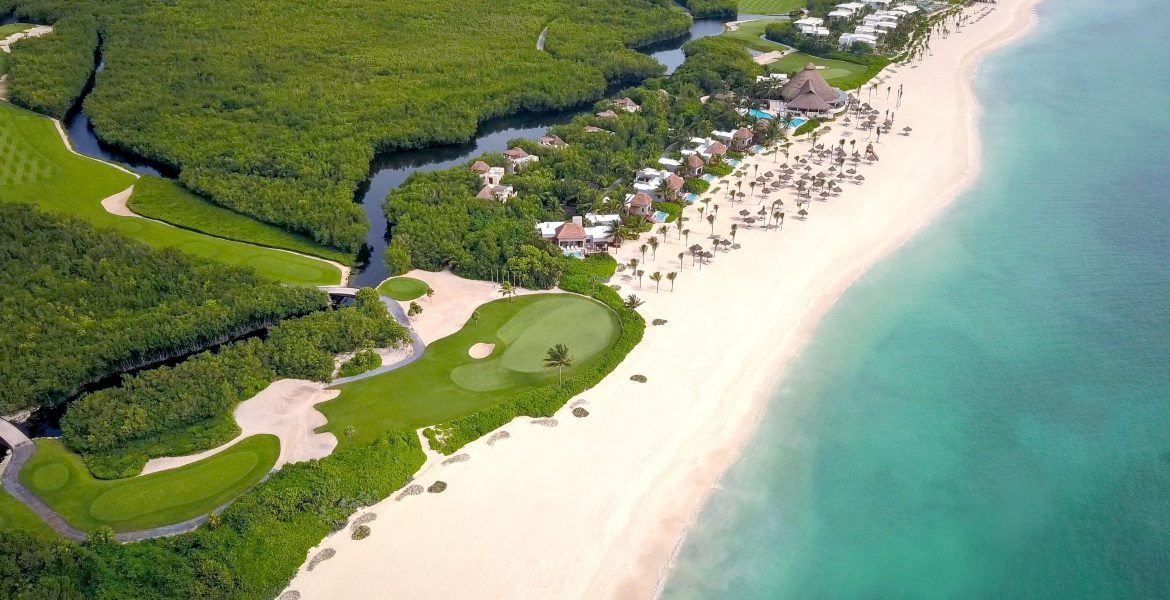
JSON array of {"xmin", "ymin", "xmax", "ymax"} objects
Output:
[
  {"xmin": 793, "ymin": 119, "xmax": 822, "ymax": 136},
  {"xmin": 684, "ymin": 0, "xmax": 738, "ymax": 19},
  {"xmin": 630, "ymin": 374, "xmax": 648, "ymax": 383},
  {"xmin": 651, "ymin": 201, "xmax": 682, "ymax": 223},
  {"xmin": 424, "ymin": 260, "xmax": 645, "ymax": 455},
  {"xmin": 684, "ymin": 178, "xmax": 711, "ymax": 194},
  {"xmin": 351, "ymin": 525, "xmax": 371, "ymax": 540},
  {"xmin": 705, "ymin": 161, "xmax": 734, "ymax": 177},
  {"xmin": 61, "ymin": 288, "xmax": 409, "ymax": 478},
  {"xmin": 339, "ymin": 349, "xmax": 382, "ymax": 378},
  {"xmin": 7, "ymin": 14, "xmax": 98, "ymax": 119}
]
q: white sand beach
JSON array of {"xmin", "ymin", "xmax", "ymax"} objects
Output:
[{"xmin": 285, "ymin": 1, "xmax": 1041, "ymax": 597}]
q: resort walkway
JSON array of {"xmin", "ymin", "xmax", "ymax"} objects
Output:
[{"xmin": 320, "ymin": 287, "xmax": 428, "ymax": 386}]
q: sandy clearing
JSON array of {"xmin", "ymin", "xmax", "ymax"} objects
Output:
[
  {"xmin": 100, "ymin": 185, "xmax": 138, "ymax": 217},
  {"xmin": 389, "ymin": 269, "xmax": 537, "ymax": 344},
  {"xmin": 468, "ymin": 343, "xmax": 495, "ymax": 359},
  {"xmin": 0, "ymin": 25, "xmax": 52, "ymax": 54},
  {"xmin": 141, "ymin": 380, "xmax": 339, "ymax": 475}
]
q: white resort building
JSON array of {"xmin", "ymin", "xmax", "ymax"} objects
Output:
[{"xmin": 535, "ymin": 215, "xmax": 618, "ymax": 257}]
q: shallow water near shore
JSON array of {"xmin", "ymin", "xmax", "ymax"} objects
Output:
[{"xmin": 662, "ymin": 1, "xmax": 1170, "ymax": 598}]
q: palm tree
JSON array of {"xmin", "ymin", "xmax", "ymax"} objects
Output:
[
  {"xmin": 544, "ymin": 344, "xmax": 573, "ymax": 384},
  {"xmin": 648, "ymin": 236, "xmax": 659, "ymax": 260},
  {"xmin": 499, "ymin": 281, "xmax": 516, "ymax": 302},
  {"xmin": 774, "ymin": 210, "xmax": 784, "ymax": 230},
  {"xmin": 689, "ymin": 243, "xmax": 703, "ymax": 267},
  {"xmin": 624, "ymin": 294, "xmax": 644, "ymax": 309},
  {"xmin": 749, "ymin": 181, "xmax": 757, "ymax": 198},
  {"xmin": 730, "ymin": 223, "xmax": 738, "ymax": 244},
  {"xmin": 674, "ymin": 218, "xmax": 684, "ymax": 239},
  {"xmin": 683, "ymin": 228, "xmax": 692, "ymax": 245},
  {"xmin": 640, "ymin": 243, "xmax": 648, "ymax": 263},
  {"xmin": 650, "ymin": 271, "xmax": 663, "ymax": 293},
  {"xmin": 678, "ymin": 251, "xmax": 685, "ymax": 270},
  {"xmin": 636, "ymin": 269, "xmax": 645, "ymax": 288},
  {"xmin": 706, "ymin": 213, "xmax": 716, "ymax": 235},
  {"xmin": 629, "ymin": 258, "xmax": 639, "ymax": 274},
  {"xmin": 667, "ymin": 271, "xmax": 677, "ymax": 291},
  {"xmin": 657, "ymin": 225, "xmax": 670, "ymax": 239}
]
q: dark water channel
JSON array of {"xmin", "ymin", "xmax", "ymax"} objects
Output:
[{"xmin": 30, "ymin": 15, "xmax": 738, "ymax": 288}]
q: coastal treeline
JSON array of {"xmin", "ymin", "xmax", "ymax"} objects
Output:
[
  {"xmin": 6, "ymin": 13, "xmax": 97, "ymax": 118},
  {"xmin": 0, "ymin": 204, "xmax": 327, "ymax": 415},
  {"xmin": 61, "ymin": 289, "xmax": 409, "ymax": 479},
  {"xmin": 5, "ymin": 0, "xmax": 692, "ymax": 251},
  {"xmin": 383, "ymin": 36, "xmax": 760, "ymax": 284},
  {"xmin": 683, "ymin": 0, "xmax": 739, "ymax": 19}
]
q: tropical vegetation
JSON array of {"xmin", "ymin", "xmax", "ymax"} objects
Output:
[
  {"xmin": 4, "ymin": 0, "xmax": 692, "ymax": 250},
  {"xmin": 0, "ymin": 203, "xmax": 327, "ymax": 415},
  {"xmin": 5, "ymin": 12, "xmax": 96, "ymax": 118},
  {"xmin": 60, "ymin": 289, "xmax": 408, "ymax": 479}
]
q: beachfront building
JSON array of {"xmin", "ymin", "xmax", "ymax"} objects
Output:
[
  {"xmin": 794, "ymin": 17, "xmax": 825, "ymax": 35},
  {"xmin": 778, "ymin": 63, "xmax": 849, "ymax": 116},
  {"xmin": 828, "ymin": 1, "xmax": 867, "ymax": 19},
  {"xmin": 539, "ymin": 134, "xmax": 566, "ymax": 148},
  {"xmin": 633, "ymin": 167, "xmax": 678, "ymax": 199},
  {"xmin": 624, "ymin": 192, "xmax": 654, "ymax": 217},
  {"xmin": 680, "ymin": 137, "xmax": 728, "ymax": 164},
  {"xmin": 535, "ymin": 216, "xmax": 617, "ymax": 256},
  {"xmin": 683, "ymin": 154, "xmax": 704, "ymax": 177},
  {"xmin": 504, "ymin": 147, "xmax": 539, "ymax": 173},
  {"xmin": 471, "ymin": 160, "xmax": 508, "ymax": 189},
  {"xmin": 730, "ymin": 127, "xmax": 754, "ymax": 151},
  {"xmin": 612, "ymin": 97, "xmax": 641, "ymax": 113},
  {"xmin": 840, "ymin": 32, "xmax": 879, "ymax": 47},
  {"xmin": 865, "ymin": 0, "xmax": 893, "ymax": 7},
  {"xmin": 658, "ymin": 157, "xmax": 683, "ymax": 173},
  {"xmin": 476, "ymin": 183, "xmax": 515, "ymax": 202},
  {"xmin": 891, "ymin": 4, "xmax": 920, "ymax": 15}
]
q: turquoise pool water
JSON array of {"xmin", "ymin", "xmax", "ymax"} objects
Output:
[
  {"xmin": 748, "ymin": 108, "xmax": 775, "ymax": 120},
  {"xmin": 663, "ymin": 1, "xmax": 1170, "ymax": 598},
  {"xmin": 788, "ymin": 117, "xmax": 807, "ymax": 128}
]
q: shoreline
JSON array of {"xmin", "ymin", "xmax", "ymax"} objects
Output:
[{"xmin": 284, "ymin": 2, "xmax": 1043, "ymax": 598}]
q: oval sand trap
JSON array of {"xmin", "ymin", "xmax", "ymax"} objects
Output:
[{"xmin": 468, "ymin": 342, "xmax": 495, "ymax": 359}]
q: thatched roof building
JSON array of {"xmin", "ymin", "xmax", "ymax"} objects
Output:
[{"xmin": 780, "ymin": 63, "xmax": 846, "ymax": 112}]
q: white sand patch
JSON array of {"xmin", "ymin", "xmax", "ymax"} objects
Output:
[
  {"xmin": 140, "ymin": 379, "xmax": 339, "ymax": 475},
  {"xmin": 285, "ymin": 2, "xmax": 1038, "ymax": 597},
  {"xmin": 391, "ymin": 269, "xmax": 536, "ymax": 344},
  {"xmin": 753, "ymin": 50, "xmax": 786, "ymax": 65},
  {"xmin": 0, "ymin": 25, "xmax": 53, "ymax": 54},
  {"xmin": 467, "ymin": 343, "xmax": 495, "ymax": 359},
  {"xmin": 100, "ymin": 185, "xmax": 139, "ymax": 217}
]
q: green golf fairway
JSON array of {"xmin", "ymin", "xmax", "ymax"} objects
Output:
[
  {"xmin": 0, "ymin": 102, "xmax": 343, "ymax": 285},
  {"xmin": 0, "ymin": 488, "xmax": 54, "ymax": 536},
  {"xmin": 19, "ymin": 436, "xmax": 278, "ymax": 533},
  {"xmin": 319, "ymin": 294, "xmax": 621, "ymax": 447},
  {"xmin": 377, "ymin": 276, "xmax": 431, "ymax": 301}
]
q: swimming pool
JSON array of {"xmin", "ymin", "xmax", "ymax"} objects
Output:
[
  {"xmin": 652, "ymin": 210, "xmax": 670, "ymax": 222},
  {"xmin": 749, "ymin": 108, "xmax": 775, "ymax": 120},
  {"xmin": 789, "ymin": 117, "xmax": 808, "ymax": 128}
]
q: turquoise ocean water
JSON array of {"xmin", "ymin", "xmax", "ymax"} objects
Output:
[{"xmin": 662, "ymin": 0, "xmax": 1170, "ymax": 598}]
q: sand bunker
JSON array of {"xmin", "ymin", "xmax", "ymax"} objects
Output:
[{"xmin": 468, "ymin": 343, "xmax": 495, "ymax": 359}]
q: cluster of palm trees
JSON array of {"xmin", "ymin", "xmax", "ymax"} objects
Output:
[{"xmin": 624, "ymin": 255, "xmax": 678, "ymax": 293}]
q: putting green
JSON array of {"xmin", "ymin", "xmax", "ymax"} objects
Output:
[
  {"xmin": 318, "ymin": 293, "xmax": 622, "ymax": 447},
  {"xmin": 377, "ymin": 276, "xmax": 431, "ymax": 301},
  {"xmin": 19, "ymin": 435, "xmax": 278, "ymax": 533}
]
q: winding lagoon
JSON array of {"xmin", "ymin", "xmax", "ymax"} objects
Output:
[
  {"xmin": 49, "ymin": 16, "xmax": 734, "ymax": 286},
  {"xmin": 662, "ymin": 0, "xmax": 1170, "ymax": 597}
]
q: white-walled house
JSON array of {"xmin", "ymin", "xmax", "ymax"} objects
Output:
[{"xmin": 536, "ymin": 215, "xmax": 619, "ymax": 256}]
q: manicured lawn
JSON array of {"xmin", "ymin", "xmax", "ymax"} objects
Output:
[
  {"xmin": 0, "ymin": 102, "xmax": 344, "ymax": 285},
  {"xmin": 737, "ymin": 0, "xmax": 805, "ymax": 15},
  {"xmin": 770, "ymin": 51, "xmax": 870, "ymax": 84},
  {"xmin": 0, "ymin": 23, "xmax": 35, "ymax": 37},
  {"xmin": 377, "ymin": 276, "xmax": 431, "ymax": 301},
  {"xmin": 19, "ymin": 436, "xmax": 278, "ymax": 533},
  {"xmin": 721, "ymin": 19, "xmax": 789, "ymax": 53},
  {"xmin": 318, "ymin": 294, "xmax": 622, "ymax": 447},
  {"xmin": 0, "ymin": 487, "xmax": 54, "ymax": 536},
  {"xmin": 128, "ymin": 175, "xmax": 353, "ymax": 264}
]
